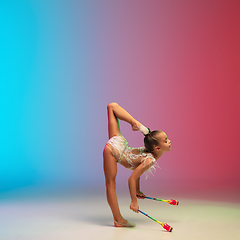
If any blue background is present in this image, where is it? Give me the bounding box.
[1,0,240,194]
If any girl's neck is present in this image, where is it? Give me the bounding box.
[153,151,164,160]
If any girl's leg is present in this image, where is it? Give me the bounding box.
[104,103,138,226]
[103,145,126,225]
[107,103,121,139]
[107,102,141,139]
[104,103,126,224]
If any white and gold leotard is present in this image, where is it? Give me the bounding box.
[106,135,159,173]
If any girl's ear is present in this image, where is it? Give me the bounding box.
[154,145,161,151]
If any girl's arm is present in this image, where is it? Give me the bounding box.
[128,159,153,213]
[136,178,146,199]
[136,178,140,192]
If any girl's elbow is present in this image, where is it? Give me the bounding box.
[128,177,131,184]
[128,176,135,183]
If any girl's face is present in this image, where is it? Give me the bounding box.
[157,132,171,152]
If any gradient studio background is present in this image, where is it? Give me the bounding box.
[0,0,240,199]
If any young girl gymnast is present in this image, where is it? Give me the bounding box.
[103,102,171,227]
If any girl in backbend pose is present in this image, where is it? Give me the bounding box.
[103,103,171,227]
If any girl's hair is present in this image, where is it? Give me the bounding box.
[144,130,162,153]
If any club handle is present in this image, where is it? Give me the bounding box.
[138,209,173,232]
[145,196,179,205]
[138,210,159,223]
[145,197,164,202]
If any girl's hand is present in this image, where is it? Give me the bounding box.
[136,191,146,199]
[130,202,139,213]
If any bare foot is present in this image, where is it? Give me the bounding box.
[132,120,142,131]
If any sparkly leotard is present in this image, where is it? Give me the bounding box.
[106,135,159,173]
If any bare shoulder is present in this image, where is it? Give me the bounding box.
[140,157,154,169]
[130,158,154,179]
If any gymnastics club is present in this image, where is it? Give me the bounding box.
[138,209,173,232]
[144,196,179,206]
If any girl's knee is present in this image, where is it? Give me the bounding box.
[107,102,118,111]
[105,180,116,189]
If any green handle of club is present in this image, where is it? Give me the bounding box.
[138,209,161,224]
[145,197,164,202]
